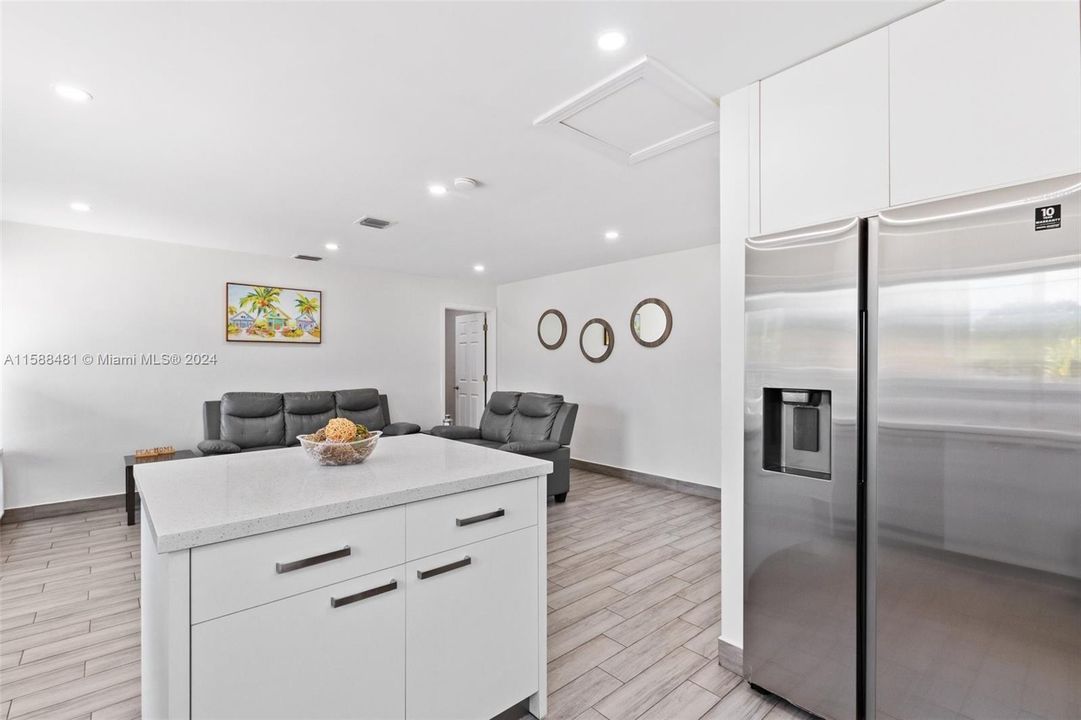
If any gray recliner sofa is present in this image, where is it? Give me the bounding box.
[430,391,577,502]
[198,388,420,455]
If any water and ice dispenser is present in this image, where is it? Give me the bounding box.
[762,389,832,480]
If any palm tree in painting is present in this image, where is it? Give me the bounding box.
[227,304,238,318]
[294,293,320,317]
[239,286,282,318]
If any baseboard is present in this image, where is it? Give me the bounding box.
[0,493,125,524]
[570,458,723,501]
[717,638,744,677]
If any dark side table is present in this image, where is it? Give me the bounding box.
[124,450,199,525]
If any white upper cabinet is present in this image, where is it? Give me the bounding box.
[889,0,1081,205]
[759,29,890,234]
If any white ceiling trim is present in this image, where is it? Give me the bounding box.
[533,56,719,165]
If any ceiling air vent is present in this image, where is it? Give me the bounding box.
[534,56,718,165]
[292,254,323,262]
[354,216,395,230]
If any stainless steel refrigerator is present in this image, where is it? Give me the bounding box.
[744,174,1081,720]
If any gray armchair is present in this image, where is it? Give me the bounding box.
[430,391,578,502]
[198,388,420,455]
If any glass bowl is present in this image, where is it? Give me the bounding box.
[297,431,381,466]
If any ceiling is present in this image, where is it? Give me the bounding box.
[2,1,930,284]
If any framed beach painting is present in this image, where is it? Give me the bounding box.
[226,283,322,344]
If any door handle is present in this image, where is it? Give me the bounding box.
[330,579,397,608]
[456,508,505,527]
[417,555,472,579]
[275,545,351,574]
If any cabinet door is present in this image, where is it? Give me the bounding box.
[192,569,405,720]
[890,0,1081,204]
[759,28,889,234]
[406,527,539,720]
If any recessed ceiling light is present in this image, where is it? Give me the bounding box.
[605,230,620,241]
[325,242,339,251]
[428,184,448,197]
[473,264,485,273]
[597,31,627,52]
[54,84,93,103]
[69,201,91,212]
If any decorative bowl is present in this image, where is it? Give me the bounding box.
[297,431,382,466]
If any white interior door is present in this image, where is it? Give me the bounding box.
[454,313,486,426]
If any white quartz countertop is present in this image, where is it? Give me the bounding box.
[135,433,551,553]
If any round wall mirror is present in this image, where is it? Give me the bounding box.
[537,309,567,350]
[630,298,672,347]
[579,318,614,363]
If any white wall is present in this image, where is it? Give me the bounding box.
[497,245,721,488]
[718,85,759,651]
[1,226,5,518]
[0,222,495,509]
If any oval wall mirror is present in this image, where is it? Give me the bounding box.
[579,318,614,363]
[630,298,672,347]
[537,309,567,350]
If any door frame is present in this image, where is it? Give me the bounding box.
[440,304,497,424]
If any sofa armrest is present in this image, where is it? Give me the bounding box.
[429,425,482,440]
[382,422,421,436]
[197,439,241,455]
[551,403,578,446]
[203,400,222,441]
[499,440,561,455]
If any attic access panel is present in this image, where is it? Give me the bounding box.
[534,56,718,165]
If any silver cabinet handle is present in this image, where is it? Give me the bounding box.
[275,545,351,574]
[417,555,472,580]
[456,508,505,527]
[330,579,397,608]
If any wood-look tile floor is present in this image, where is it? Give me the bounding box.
[0,469,809,720]
[0,506,140,720]
[543,470,809,720]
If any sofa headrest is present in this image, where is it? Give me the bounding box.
[284,391,335,415]
[334,388,381,412]
[487,391,521,415]
[221,392,283,418]
[517,393,563,418]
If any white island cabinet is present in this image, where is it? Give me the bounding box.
[136,433,551,720]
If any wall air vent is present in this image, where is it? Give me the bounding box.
[354,216,395,229]
[292,254,323,262]
[534,56,718,165]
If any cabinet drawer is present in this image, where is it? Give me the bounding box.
[191,506,404,623]
[192,568,405,720]
[406,478,537,560]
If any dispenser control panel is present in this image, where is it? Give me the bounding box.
[762,388,831,480]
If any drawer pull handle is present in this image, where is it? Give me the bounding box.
[456,508,505,527]
[275,545,351,574]
[330,579,397,608]
[417,555,472,580]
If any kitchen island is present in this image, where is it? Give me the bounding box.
[137,433,551,720]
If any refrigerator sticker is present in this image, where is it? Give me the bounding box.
[1035,204,1061,231]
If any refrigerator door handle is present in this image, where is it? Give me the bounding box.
[863,216,880,719]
